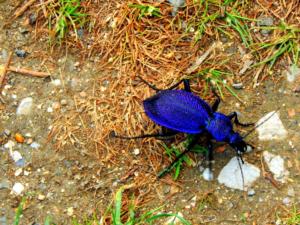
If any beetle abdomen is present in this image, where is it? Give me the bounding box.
[143,90,212,133]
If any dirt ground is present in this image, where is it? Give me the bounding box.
[0,0,300,225]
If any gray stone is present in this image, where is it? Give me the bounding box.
[263,151,289,183]
[217,157,260,190]
[16,97,33,115]
[256,111,287,140]
[257,16,274,26]
[282,197,291,205]
[247,189,255,196]
[0,179,10,189]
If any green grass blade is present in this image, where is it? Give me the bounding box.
[14,197,26,225]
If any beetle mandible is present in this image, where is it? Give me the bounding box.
[113,76,254,178]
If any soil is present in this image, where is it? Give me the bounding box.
[0,1,299,225]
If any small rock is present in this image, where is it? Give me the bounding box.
[3,129,11,136]
[15,168,23,176]
[133,148,140,155]
[164,212,184,225]
[51,79,61,86]
[256,111,287,140]
[4,140,15,149]
[29,13,37,25]
[257,16,274,26]
[168,0,185,16]
[10,150,23,162]
[26,138,33,145]
[163,185,171,194]
[47,107,53,113]
[60,99,68,105]
[202,168,214,181]
[282,197,291,205]
[232,82,243,90]
[287,187,295,197]
[38,194,46,201]
[247,189,255,196]
[15,49,28,58]
[12,182,25,195]
[0,216,7,225]
[0,179,11,189]
[218,157,260,190]
[30,142,40,149]
[67,207,74,216]
[263,151,289,182]
[16,97,33,115]
[24,170,30,176]
[286,64,300,82]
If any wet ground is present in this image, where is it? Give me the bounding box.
[0,1,300,225]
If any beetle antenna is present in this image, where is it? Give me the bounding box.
[242,108,280,139]
[236,153,245,191]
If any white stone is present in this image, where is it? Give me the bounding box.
[286,64,300,82]
[4,140,15,149]
[14,168,23,176]
[256,111,287,140]
[51,79,61,86]
[38,194,46,200]
[133,148,140,155]
[164,212,184,225]
[16,97,33,115]
[12,183,25,195]
[67,207,74,216]
[263,151,289,182]
[10,151,23,162]
[218,157,260,190]
[202,168,214,181]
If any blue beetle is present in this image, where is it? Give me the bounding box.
[113,76,253,178]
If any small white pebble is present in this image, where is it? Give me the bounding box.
[4,140,15,149]
[30,142,40,149]
[202,168,214,181]
[10,151,23,162]
[67,207,74,216]
[47,107,53,113]
[12,183,25,195]
[51,79,61,86]
[38,194,46,201]
[24,170,30,176]
[282,197,291,205]
[133,148,140,155]
[14,168,23,176]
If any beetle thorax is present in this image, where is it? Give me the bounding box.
[205,112,234,142]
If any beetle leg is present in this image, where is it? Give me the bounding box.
[137,76,161,91]
[158,134,200,178]
[227,112,255,127]
[110,130,178,139]
[211,89,221,112]
[137,76,191,92]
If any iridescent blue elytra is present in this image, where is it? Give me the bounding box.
[143,89,243,145]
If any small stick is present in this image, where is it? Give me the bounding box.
[0,52,13,88]
[186,42,222,74]
[12,0,37,20]
[8,66,50,78]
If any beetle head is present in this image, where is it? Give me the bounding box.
[229,133,248,154]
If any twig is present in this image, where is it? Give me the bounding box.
[0,52,13,89]
[186,42,222,74]
[12,0,37,20]
[8,66,51,78]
